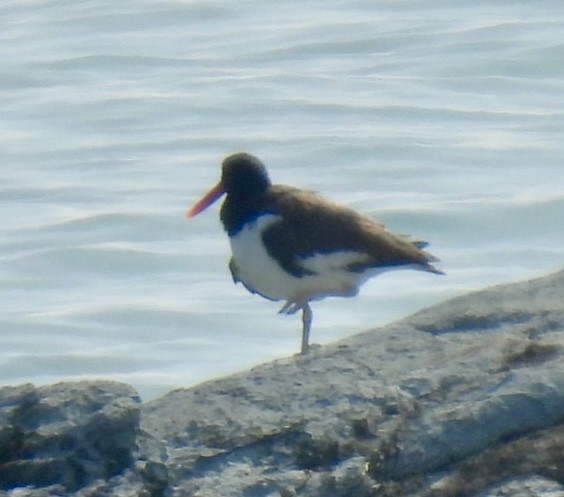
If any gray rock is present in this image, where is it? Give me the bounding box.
[139,268,564,497]
[0,381,167,497]
[479,477,564,497]
[1,268,564,497]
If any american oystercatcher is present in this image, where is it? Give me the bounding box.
[187,153,443,354]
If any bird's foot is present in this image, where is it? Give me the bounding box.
[295,343,321,357]
[278,300,304,315]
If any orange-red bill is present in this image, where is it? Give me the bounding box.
[186,181,225,218]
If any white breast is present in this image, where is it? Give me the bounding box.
[229,214,380,303]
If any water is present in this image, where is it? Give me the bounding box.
[1,0,563,400]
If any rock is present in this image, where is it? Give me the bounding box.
[478,477,564,497]
[423,422,564,497]
[0,381,167,497]
[1,268,563,497]
[141,268,564,496]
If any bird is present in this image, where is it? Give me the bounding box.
[187,152,444,354]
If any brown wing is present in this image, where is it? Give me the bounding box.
[261,185,443,277]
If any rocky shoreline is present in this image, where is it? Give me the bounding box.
[2,268,563,497]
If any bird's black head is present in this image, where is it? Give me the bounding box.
[219,153,272,235]
[221,153,271,199]
[187,152,272,232]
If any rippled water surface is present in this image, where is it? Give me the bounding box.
[1,0,563,399]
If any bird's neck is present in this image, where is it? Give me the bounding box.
[220,193,270,236]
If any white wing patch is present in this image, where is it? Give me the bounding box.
[300,251,370,273]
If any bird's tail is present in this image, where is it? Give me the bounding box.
[412,240,445,275]
[422,262,445,275]
[412,240,430,250]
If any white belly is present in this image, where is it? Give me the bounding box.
[229,214,378,303]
